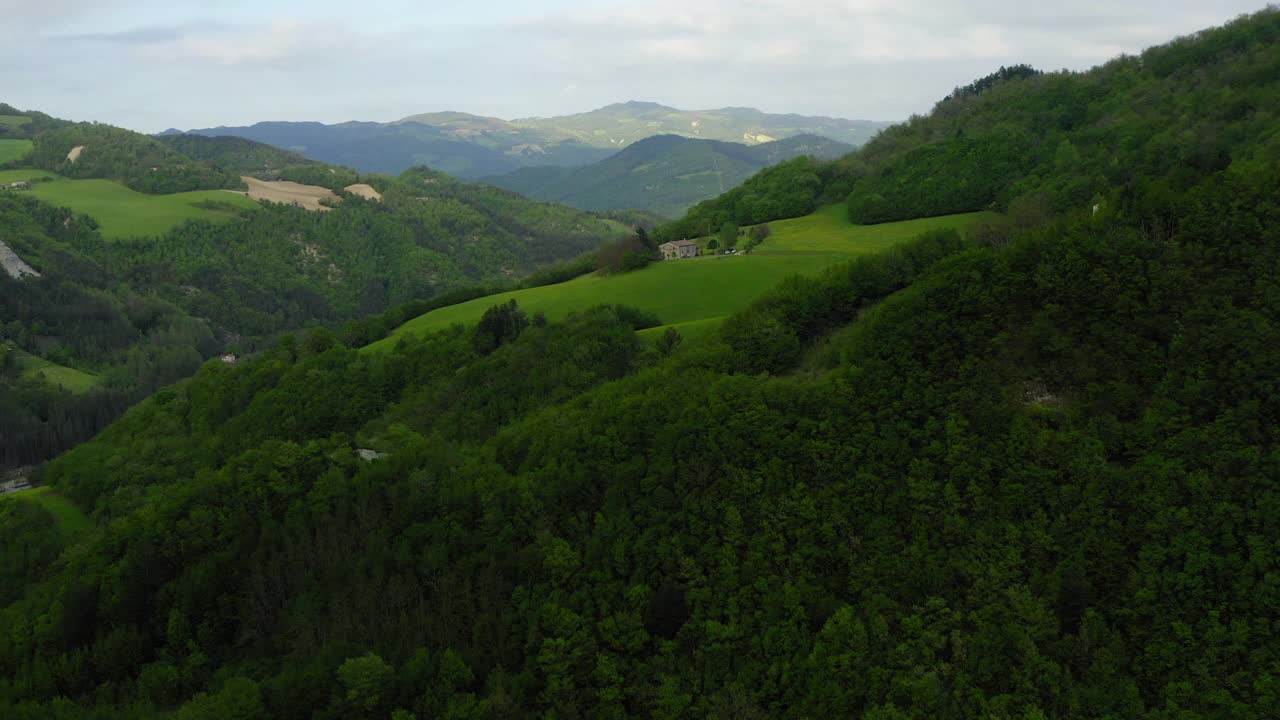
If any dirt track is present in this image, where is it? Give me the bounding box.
[66,146,84,163]
[236,176,339,211]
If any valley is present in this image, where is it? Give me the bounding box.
[484,134,854,217]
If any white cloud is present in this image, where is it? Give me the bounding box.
[0,0,1266,130]
[131,19,315,66]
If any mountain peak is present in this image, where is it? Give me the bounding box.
[599,101,677,113]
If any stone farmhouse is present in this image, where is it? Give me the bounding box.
[659,239,699,260]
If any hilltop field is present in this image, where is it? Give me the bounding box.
[0,168,258,238]
[366,204,995,352]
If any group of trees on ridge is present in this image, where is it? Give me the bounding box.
[657,8,1279,240]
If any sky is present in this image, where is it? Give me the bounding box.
[0,0,1265,132]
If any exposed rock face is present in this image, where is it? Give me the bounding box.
[0,240,40,279]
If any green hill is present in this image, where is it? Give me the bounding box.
[367,205,993,352]
[3,10,1279,719]
[0,169,258,239]
[505,101,890,148]
[13,144,1279,719]
[485,134,853,217]
[659,12,1280,241]
[0,112,632,470]
[156,133,315,175]
[0,103,67,142]
[26,122,241,193]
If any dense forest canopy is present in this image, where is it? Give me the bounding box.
[2,8,1279,719]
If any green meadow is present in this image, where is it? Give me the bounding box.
[0,115,31,129]
[0,139,33,163]
[0,169,258,239]
[366,206,995,352]
[14,350,100,393]
[0,486,93,540]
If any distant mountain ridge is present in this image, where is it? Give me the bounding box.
[173,102,891,178]
[485,133,854,217]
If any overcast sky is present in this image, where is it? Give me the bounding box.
[0,0,1264,132]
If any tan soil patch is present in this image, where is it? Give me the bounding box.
[236,176,339,212]
[344,183,383,201]
[66,145,85,163]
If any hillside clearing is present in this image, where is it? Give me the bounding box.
[0,115,31,129]
[0,169,259,239]
[0,139,33,163]
[66,145,84,163]
[238,176,338,211]
[14,350,100,393]
[365,207,994,352]
[1,486,92,539]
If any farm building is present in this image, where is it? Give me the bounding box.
[659,239,699,260]
[8,181,30,190]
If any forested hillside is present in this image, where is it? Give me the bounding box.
[155,134,324,180]
[1,9,1278,719]
[26,124,242,194]
[3,153,1277,720]
[1,117,630,468]
[657,10,1280,240]
[485,134,852,217]
[0,103,69,142]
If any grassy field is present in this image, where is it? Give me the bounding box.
[0,139,33,164]
[14,350,100,393]
[0,115,31,129]
[0,168,259,239]
[1,486,93,539]
[366,206,996,352]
